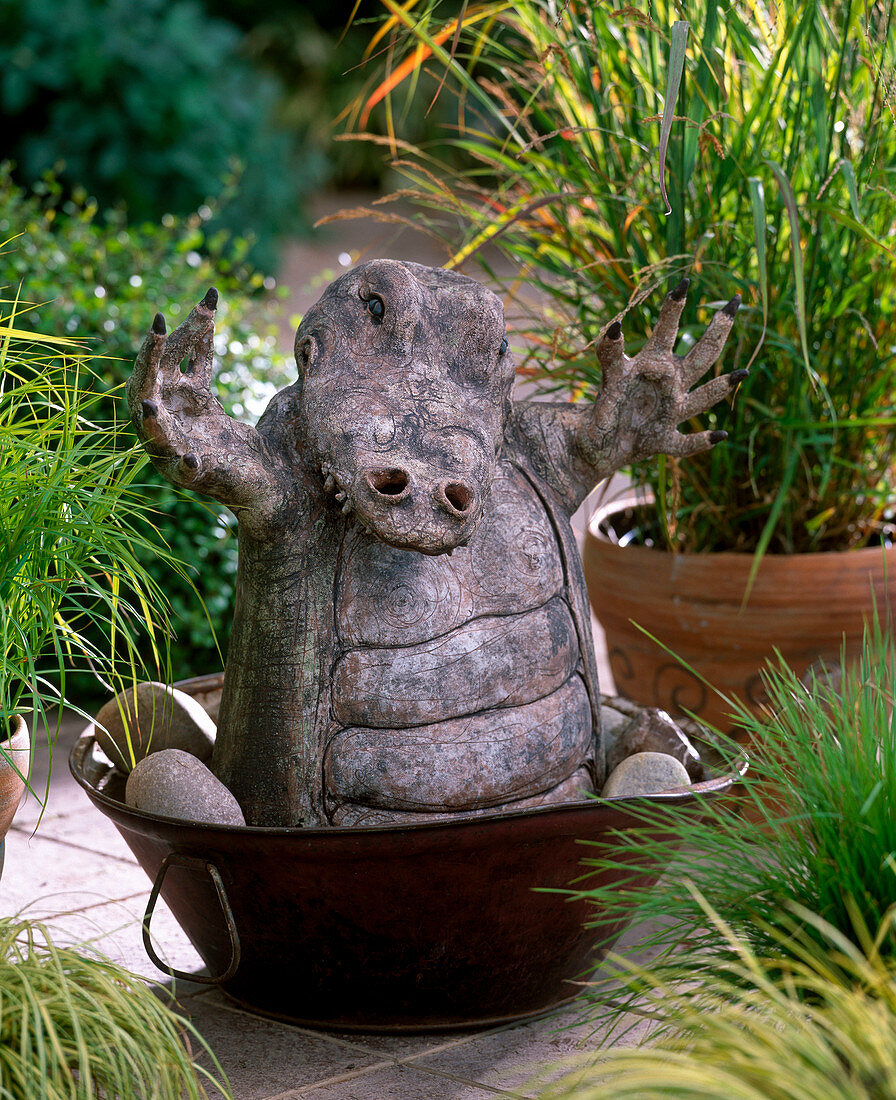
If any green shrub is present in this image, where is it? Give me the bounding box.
[0,167,294,689]
[237,2,481,188]
[0,0,325,271]
[0,305,195,804]
[203,1,386,188]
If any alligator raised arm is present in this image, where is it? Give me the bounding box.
[126,289,293,538]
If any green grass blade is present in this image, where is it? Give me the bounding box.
[838,159,861,221]
[743,445,800,604]
[658,20,690,217]
[766,158,812,377]
[681,0,718,186]
[747,175,768,367]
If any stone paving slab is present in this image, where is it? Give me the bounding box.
[38,891,205,978]
[0,827,151,919]
[181,996,390,1100]
[199,989,497,1063]
[291,1061,523,1099]
[14,800,137,859]
[183,989,594,1099]
[407,1015,603,1098]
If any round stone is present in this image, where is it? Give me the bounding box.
[125,749,245,826]
[600,751,692,799]
[605,707,704,781]
[95,682,216,773]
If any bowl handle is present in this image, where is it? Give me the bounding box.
[142,853,241,984]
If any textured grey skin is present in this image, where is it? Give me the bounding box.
[127,260,739,827]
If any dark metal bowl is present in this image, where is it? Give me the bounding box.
[70,674,745,1032]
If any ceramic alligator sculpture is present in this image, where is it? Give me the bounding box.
[127,260,741,827]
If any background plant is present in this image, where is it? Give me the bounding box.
[564,626,896,1025]
[0,0,324,272]
[201,0,453,190]
[0,167,293,686]
[0,915,230,1099]
[352,0,896,554]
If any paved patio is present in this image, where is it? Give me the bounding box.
[0,202,644,1099]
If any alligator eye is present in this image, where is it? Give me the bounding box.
[499,337,508,356]
[366,295,385,322]
[296,335,316,370]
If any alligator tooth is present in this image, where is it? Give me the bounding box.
[321,462,331,475]
[323,474,336,493]
[335,491,346,502]
[341,500,352,515]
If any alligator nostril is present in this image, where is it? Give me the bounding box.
[440,481,474,517]
[366,468,410,499]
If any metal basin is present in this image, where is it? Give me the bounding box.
[70,674,744,1032]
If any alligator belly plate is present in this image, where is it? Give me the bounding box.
[326,673,591,811]
[331,596,579,729]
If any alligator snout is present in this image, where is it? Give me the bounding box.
[364,467,475,520]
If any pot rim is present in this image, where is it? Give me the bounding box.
[70,724,747,839]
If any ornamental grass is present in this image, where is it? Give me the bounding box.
[0,917,230,1099]
[348,0,896,554]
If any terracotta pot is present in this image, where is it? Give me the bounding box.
[583,495,896,730]
[0,716,30,875]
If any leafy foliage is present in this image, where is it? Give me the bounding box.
[0,0,325,271]
[0,916,230,1099]
[0,168,293,686]
[204,1,395,189]
[353,0,896,553]
[567,626,896,1024]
